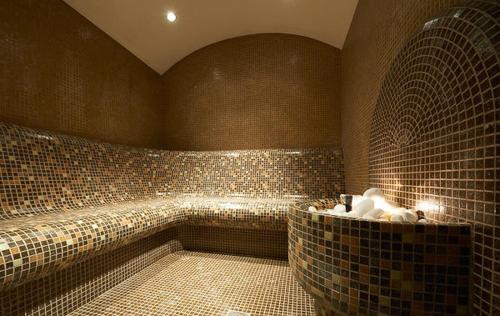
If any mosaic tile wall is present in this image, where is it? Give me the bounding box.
[0,225,291,316]
[0,0,163,148]
[367,2,499,315]
[162,33,342,150]
[0,122,345,292]
[179,226,288,260]
[341,0,467,194]
[0,122,344,220]
[289,200,472,316]
[0,229,182,316]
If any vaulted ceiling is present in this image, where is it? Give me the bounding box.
[63,0,358,74]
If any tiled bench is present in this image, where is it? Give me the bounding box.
[0,123,344,294]
[0,196,292,289]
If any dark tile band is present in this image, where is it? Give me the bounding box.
[289,200,472,315]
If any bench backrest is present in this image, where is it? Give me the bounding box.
[0,123,344,219]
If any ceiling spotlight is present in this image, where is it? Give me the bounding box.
[166,11,177,23]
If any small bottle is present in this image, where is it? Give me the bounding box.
[340,194,353,212]
[416,210,426,221]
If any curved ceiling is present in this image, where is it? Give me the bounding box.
[63,0,358,74]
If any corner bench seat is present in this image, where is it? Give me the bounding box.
[0,196,294,290]
[0,123,343,305]
[176,196,291,230]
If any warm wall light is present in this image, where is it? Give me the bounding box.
[166,11,176,22]
[416,200,443,213]
[372,196,396,213]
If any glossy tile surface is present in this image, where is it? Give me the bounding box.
[0,122,344,290]
[0,122,344,315]
[289,200,472,316]
[70,251,315,316]
[163,33,342,150]
[0,122,344,221]
[0,0,162,148]
[367,2,499,314]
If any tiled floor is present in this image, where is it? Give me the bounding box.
[70,251,315,316]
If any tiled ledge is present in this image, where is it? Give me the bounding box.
[0,196,294,290]
[288,199,472,316]
[0,122,344,221]
[0,122,345,291]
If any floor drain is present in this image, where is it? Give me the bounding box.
[226,310,251,316]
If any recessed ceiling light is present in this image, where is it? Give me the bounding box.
[166,11,177,23]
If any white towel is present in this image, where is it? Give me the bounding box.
[390,214,404,222]
[308,206,318,212]
[381,211,392,221]
[362,208,384,219]
[352,195,364,206]
[352,198,374,216]
[345,210,360,218]
[402,210,418,223]
[391,208,418,223]
[326,204,348,216]
[363,188,384,199]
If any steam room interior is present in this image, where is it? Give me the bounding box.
[0,1,499,315]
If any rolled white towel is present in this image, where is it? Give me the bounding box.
[401,210,418,223]
[362,208,384,219]
[392,207,407,215]
[326,204,348,216]
[391,208,418,223]
[345,210,360,218]
[372,198,398,212]
[390,214,404,222]
[352,198,375,217]
[308,206,318,212]
[333,204,346,213]
[363,188,384,199]
[351,195,364,206]
[381,211,392,221]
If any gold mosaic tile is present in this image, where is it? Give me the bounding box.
[0,122,344,221]
[0,199,184,290]
[1,226,294,316]
[0,122,345,314]
[0,230,182,316]
[180,226,288,260]
[289,200,472,315]
[162,33,341,151]
[366,2,500,314]
[70,251,315,316]
[0,196,298,290]
[0,0,163,148]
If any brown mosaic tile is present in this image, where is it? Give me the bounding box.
[0,199,184,290]
[366,2,500,315]
[0,122,344,221]
[0,122,344,314]
[0,229,182,316]
[1,225,293,316]
[289,200,472,316]
[69,251,315,316]
[179,226,288,260]
[162,33,341,151]
[0,0,163,148]
[178,196,292,231]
